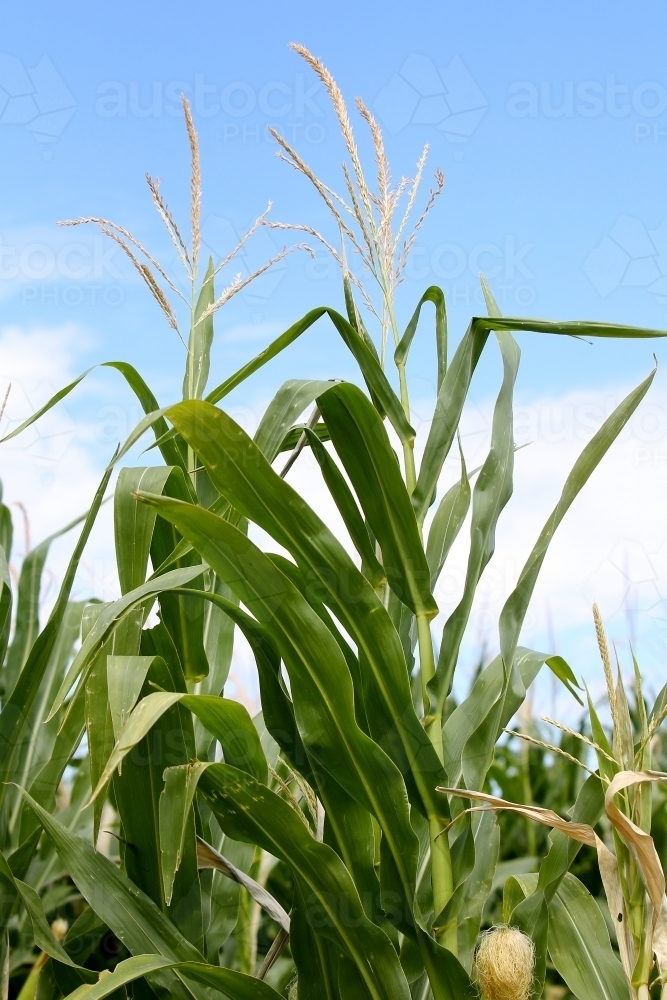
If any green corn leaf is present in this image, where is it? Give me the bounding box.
[267,554,370,734]
[21,686,86,842]
[84,614,115,845]
[545,656,583,706]
[114,467,176,595]
[4,509,87,695]
[90,687,182,796]
[472,315,667,340]
[317,383,437,618]
[277,420,330,453]
[159,400,447,822]
[253,378,334,463]
[204,307,415,443]
[0,544,12,670]
[50,910,108,997]
[3,595,84,842]
[506,872,627,1000]
[454,811,500,972]
[202,593,312,780]
[425,440,470,588]
[0,481,13,561]
[138,492,408,811]
[137,495,473,1000]
[394,286,447,391]
[46,563,206,722]
[442,648,549,788]
[134,497,424,917]
[505,774,605,999]
[538,772,605,901]
[12,876,81,968]
[160,763,210,905]
[58,953,284,1000]
[613,667,635,771]
[343,271,380,360]
[106,655,154,739]
[183,257,215,401]
[199,762,411,1000]
[412,309,667,526]
[499,367,656,678]
[411,321,491,524]
[0,461,112,781]
[0,848,78,967]
[290,884,341,1000]
[18,790,210,1000]
[92,689,267,798]
[84,605,144,841]
[649,683,667,728]
[547,874,628,1000]
[111,653,202,950]
[584,686,617,781]
[432,329,520,713]
[174,586,312,782]
[316,771,381,924]
[181,695,268,782]
[303,426,386,589]
[432,810,500,973]
[59,905,107,968]
[200,574,238,705]
[0,362,186,470]
[147,466,208,682]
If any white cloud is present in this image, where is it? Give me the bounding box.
[0,323,117,608]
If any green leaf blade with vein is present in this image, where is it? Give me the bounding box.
[253,378,334,464]
[303,425,386,590]
[198,762,411,1000]
[134,494,421,886]
[0,462,112,781]
[317,382,436,618]
[183,257,215,401]
[204,307,414,442]
[18,791,213,1000]
[160,399,447,821]
[432,329,520,713]
[60,954,284,1000]
[394,285,447,391]
[47,563,207,722]
[498,366,656,673]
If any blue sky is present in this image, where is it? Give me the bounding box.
[3,0,667,709]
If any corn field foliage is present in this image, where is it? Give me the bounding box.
[3,46,667,1000]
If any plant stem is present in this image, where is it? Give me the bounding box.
[520,739,536,857]
[185,302,197,485]
[236,846,263,974]
[417,615,436,719]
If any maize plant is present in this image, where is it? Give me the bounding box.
[1,44,667,1000]
[445,605,667,1000]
